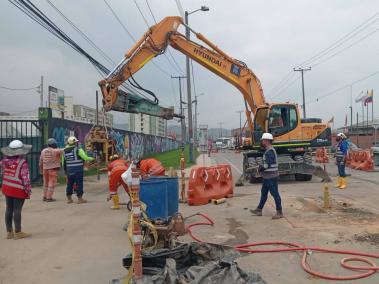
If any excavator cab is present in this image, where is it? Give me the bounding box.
[253,104,297,138]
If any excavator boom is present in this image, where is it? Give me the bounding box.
[99,16,265,133]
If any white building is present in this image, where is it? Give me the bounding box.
[129,113,167,137]
[73,105,113,127]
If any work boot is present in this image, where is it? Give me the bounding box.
[272,210,284,220]
[46,198,56,202]
[339,177,347,190]
[14,231,31,240]
[77,197,87,204]
[43,197,47,202]
[67,195,74,204]
[250,208,263,216]
[334,177,342,188]
[6,231,14,239]
[111,194,120,209]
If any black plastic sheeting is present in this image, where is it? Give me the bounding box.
[113,242,267,284]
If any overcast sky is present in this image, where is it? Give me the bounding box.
[1,0,378,129]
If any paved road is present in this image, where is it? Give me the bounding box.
[181,150,379,284]
[0,152,378,284]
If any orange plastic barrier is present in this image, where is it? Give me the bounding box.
[187,164,233,206]
[347,150,374,171]
[345,152,353,167]
[315,147,329,163]
[355,150,374,171]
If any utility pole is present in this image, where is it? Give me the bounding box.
[171,76,187,147]
[293,67,311,118]
[184,12,194,163]
[192,93,204,147]
[95,90,99,126]
[349,85,353,133]
[236,110,243,147]
[39,75,44,107]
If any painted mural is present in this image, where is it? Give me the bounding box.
[48,118,179,157]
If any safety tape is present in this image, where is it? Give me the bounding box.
[132,206,141,215]
[132,177,140,186]
[132,234,142,243]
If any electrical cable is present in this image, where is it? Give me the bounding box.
[134,0,184,75]
[269,75,301,100]
[270,11,379,99]
[45,0,115,66]
[309,69,379,104]
[186,213,379,281]
[103,0,174,78]
[0,85,39,91]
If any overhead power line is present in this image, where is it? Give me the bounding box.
[8,0,156,102]
[104,0,174,77]
[0,84,38,91]
[133,0,184,76]
[309,69,379,104]
[299,10,379,67]
[269,10,379,98]
[45,0,115,66]
[145,0,185,74]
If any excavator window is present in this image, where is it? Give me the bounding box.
[268,105,298,137]
[253,108,268,143]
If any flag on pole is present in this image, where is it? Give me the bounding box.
[364,89,373,106]
[355,91,366,103]
[328,116,334,124]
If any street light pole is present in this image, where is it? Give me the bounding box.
[293,67,311,118]
[171,76,186,146]
[185,6,209,163]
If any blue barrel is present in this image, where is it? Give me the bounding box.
[140,179,168,221]
[141,177,179,221]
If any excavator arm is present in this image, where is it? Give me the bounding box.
[99,16,265,132]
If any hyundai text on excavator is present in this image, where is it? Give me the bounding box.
[99,16,332,183]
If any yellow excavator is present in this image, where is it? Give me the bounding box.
[99,16,331,183]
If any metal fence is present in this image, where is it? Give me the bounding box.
[0,118,44,184]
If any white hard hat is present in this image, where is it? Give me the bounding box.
[337,133,346,139]
[9,140,24,149]
[261,133,274,140]
[67,136,79,145]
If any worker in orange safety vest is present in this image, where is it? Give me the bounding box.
[100,155,130,209]
[134,158,165,178]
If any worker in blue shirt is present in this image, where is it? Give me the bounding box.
[250,133,283,219]
[335,132,349,189]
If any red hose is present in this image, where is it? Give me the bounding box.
[186,213,379,281]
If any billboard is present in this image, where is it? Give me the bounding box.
[48,86,64,111]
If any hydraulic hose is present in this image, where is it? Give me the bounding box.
[186,213,379,281]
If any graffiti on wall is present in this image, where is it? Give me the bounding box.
[48,118,179,156]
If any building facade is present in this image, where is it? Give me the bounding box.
[129,113,167,137]
[72,105,113,127]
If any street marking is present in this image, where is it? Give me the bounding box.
[217,155,243,174]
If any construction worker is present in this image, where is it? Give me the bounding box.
[100,155,130,209]
[335,132,348,189]
[62,136,94,204]
[250,133,283,219]
[39,138,63,202]
[1,140,32,239]
[135,158,165,178]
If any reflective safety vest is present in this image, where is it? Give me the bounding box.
[2,158,29,199]
[335,140,348,163]
[262,148,279,179]
[64,146,84,175]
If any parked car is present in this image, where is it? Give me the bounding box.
[371,142,379,166]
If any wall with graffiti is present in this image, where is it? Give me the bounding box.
[48,118,179,157]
